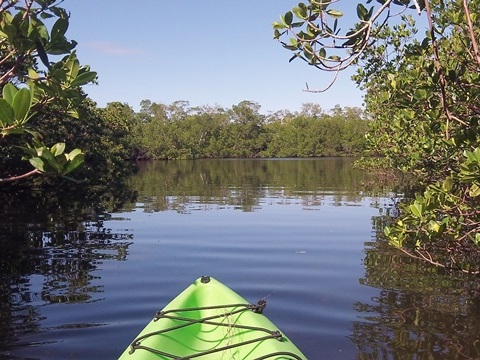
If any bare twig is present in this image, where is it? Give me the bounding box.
[0,169,41,183]
[423,0,463,139]
[22,0,34,20]
[303,69,339,93]
[462,0,480,67]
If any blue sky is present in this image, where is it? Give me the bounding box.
[65,1,365,113]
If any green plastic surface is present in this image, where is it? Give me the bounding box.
[118,276,307,359]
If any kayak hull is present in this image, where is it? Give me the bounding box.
[119,276,306,359]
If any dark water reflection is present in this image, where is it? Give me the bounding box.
[0,183,135,357]
[0,158,479,359]
[129,158,385,212]
[355,239,480,359]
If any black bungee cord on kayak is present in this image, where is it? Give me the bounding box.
[127,301,304,360]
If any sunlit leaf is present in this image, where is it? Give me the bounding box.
[442,176,452,192]
[51,142,65,157]
[428,220,440,233]
[12,88,32,122]
[474,233,480,247]
[326,9,343,18]
[67,108,80,119]
[63,150,84,175]
[409,202,423,218]
[273,21,287,30]
[2,83,17,104]
[469,183,480,197]
[29,157,46,172]
[293,5,308,19]
[66,148,83,160]
[70,71,97,87]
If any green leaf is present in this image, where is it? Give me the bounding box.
[384,226,391,236]
[442,176,452,192]
[66,148,83,160]
[63,149,84,175]
[474,233,480,247]
[70,71,97,87]
[291,21,304,28]
[326,9,343,18]
[51,142,65,156]
[414,88,428,100]
[30,17,49,42]
[469,183,480,197]
[18,145,38,158]
[28,68,41,80]
[328,55,341,61]
[38,147,62,172]
[472,147,480,162]
[50,17,68,40]
[66,56,80,82]
[356,4,368,20]
[29,157,46,172]
[293,5,308,19]
[428,220,440,233]
[12,88,32,122]
[2,83,17,104]
[40,12,54,19]
[272,21,287,30]
[0,99,15,126]
[283,11,293,26]
[342,35,360,47]
[409,202,423,218]
[67,108,80,119]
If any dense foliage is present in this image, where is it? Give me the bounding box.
[275,0,480,272]
[134,100,367,160]
[0,0,97,183]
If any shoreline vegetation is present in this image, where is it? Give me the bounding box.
[274,0,480,273]
[2,99,369,184]
[1,0,479,274]
[119,100,368,161]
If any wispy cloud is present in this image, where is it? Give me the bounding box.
[84,41,144,56]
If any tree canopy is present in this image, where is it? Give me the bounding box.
[133,100,367,160]
[0,0,96,183]
[275,0,480,272]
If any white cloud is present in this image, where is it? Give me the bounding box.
[84,41,143,56]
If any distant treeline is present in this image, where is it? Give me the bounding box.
[1,99,368,184]
[103,100,368,161]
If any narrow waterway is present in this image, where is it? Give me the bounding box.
[1,158,479,359]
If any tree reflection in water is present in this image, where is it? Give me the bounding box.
[0,182,135,352]
[353,234,480,359]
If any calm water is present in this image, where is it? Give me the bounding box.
[1,158,479,359]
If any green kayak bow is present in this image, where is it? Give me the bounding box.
[119,276,307,359]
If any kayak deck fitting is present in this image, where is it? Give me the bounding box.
[119,276,307,359]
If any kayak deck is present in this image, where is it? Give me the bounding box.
[119,276,306,359]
